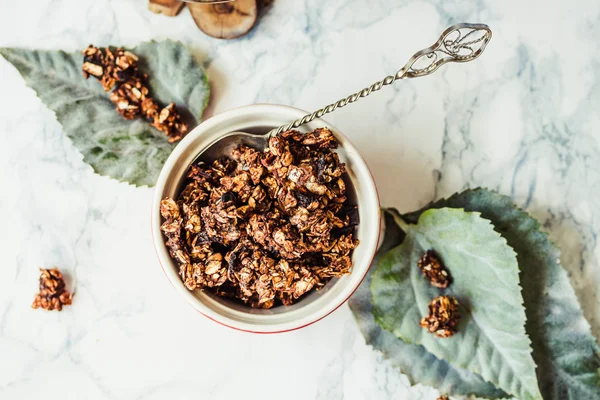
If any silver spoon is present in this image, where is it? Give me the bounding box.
[199,23,492,162]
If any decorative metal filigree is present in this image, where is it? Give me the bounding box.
[398,23,492,78]
[268,23,492,138]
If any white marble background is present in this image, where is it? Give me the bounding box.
[0,0,599,399]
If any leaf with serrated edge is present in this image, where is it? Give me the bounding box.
[349,210,507,399]
[403,188,600,399]
[371,207,542,400]
[0,40,209,187]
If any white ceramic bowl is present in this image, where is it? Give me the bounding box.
[151,104,381,333]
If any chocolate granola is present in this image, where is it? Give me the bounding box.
[31,268,73,311]
[418,250,451,289]
[160,128,359,308]
[420,295,460,338]
[82,45,188,142]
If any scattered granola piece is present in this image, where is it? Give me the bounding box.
[161,128,359,308]
[31,268,73,311]
[82,45,138,92]
[420,295,460,338]
[436,396,450,400]
[82,45,188,142]
[109,75,148,120]
[155,103,189,142]
[418,250,452,288]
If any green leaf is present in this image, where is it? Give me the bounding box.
[349,210,507,399]
[403,188,600,399]
[0,40,209,187]
[371,208,542,400]
[134,40,210,122]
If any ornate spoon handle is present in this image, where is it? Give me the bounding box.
[267,22,492,138]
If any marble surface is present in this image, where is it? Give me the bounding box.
[1,0,599,399]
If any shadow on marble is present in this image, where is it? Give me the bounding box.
[258,0,276,17]
[527,205,600,337]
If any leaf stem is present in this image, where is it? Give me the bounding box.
[386,209,412,233]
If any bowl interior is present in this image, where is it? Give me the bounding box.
[153,105,380,332]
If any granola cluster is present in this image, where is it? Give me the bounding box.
[82,45,188,142]
[31,268,73,311]
[420,295,460,338]
[436,396,450,400]
[418,250,451,289]
[160,128,359,308]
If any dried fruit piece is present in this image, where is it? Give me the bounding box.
[31,268,73,311]
[148,0,184,16]
[82,45,188,142]
[188,0,257,40]
[418,250,451,288]
[420,295,460,338]
[161,128,359,308]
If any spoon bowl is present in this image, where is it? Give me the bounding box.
[196,130,268,164]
